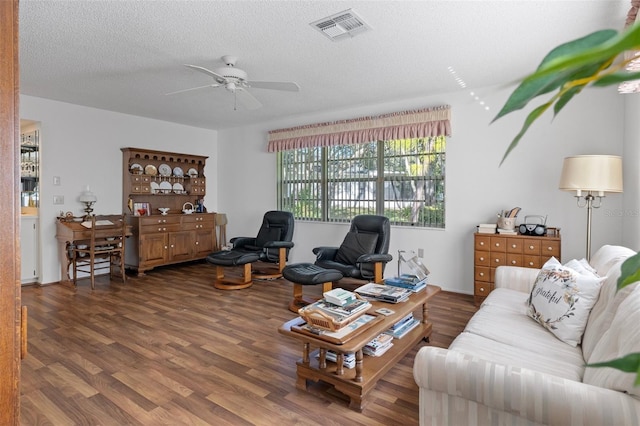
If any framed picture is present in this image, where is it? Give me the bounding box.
[134,202,151,216]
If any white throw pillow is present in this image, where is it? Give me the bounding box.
[563,258,598,277]
[527,257,604,346]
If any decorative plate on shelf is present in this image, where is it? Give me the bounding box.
[144,164,157,176]
[150,181,160,194]
[187,168,198,178]
[173,166,184,177]
[173,182,184,193]
[159,181,172,193]
[158,164,172,177]
[130,163,143,174]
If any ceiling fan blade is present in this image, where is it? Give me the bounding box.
[184,64,227,82]
[246,80,300,92]
[235,88,262,110]
[165,83,221,96]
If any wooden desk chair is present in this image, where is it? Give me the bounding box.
[72,214,127,289]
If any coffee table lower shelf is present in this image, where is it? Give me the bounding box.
[295,322,432,411]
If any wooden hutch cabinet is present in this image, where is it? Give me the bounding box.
[122,147,216,274]
[473,232,561,305]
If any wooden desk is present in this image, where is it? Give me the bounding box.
[278,285,441,411]
[55,219,132,283]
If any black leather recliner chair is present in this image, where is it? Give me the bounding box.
[314,214,392,283]
[206,210,294,289]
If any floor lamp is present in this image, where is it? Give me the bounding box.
[558,155,623,261]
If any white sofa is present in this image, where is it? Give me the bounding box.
[414,245,640,425]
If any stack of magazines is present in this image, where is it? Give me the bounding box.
[354,283,412,303]
[363,333,394,356]
[317,350,355,368]
[383,313,420,339]
[298,292,371,325]
[384,274,427,292]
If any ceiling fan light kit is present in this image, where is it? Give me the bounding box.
[167,55,300,110]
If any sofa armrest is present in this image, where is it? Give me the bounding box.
[494,265,540,293]
[413,347,640,425]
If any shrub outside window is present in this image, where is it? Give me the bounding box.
[278,136,445,228]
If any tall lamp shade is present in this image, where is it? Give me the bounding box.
[559,155,623,195]
[558,155,623,261]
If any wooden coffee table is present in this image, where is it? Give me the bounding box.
[278,285,441,411]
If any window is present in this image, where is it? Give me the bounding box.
[277,136,445,228]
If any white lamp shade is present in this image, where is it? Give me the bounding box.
[78,191,97,203]
[559,155,623,193]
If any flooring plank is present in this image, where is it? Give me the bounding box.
[21,261,476,425]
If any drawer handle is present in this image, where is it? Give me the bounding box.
[511,244,517,248]
[495,243,500,247]
[529,245,534,249]
[480,242,484,246]
[479,272,484,277]
[529,262,534,266]
[495,259,500,263]
[479,287,485,292]
[195,241,199,245]
[511,260,516,264]
[546,246,552,251]
[479,257,484,261]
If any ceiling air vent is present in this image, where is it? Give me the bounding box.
[310,9,372,41]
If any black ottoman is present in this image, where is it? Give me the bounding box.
[282,263,343,312]
[206,250,261,290]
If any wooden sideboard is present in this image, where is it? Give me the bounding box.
[125,213,216,274]
[473,232,561,305]
[121,147,217,274]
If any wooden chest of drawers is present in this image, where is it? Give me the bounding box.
[474,232,561,305]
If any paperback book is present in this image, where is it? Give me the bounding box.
[354,283,412,303]
[384,274,428,292]
[298,298,371,323]
[317,350,355,368]
[323,288,357,306]
[363,333,394,356]
[384,317,420,339]
[477,223,497,234]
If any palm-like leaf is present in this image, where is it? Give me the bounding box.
[494,21,640,383]
[494,23,640,162]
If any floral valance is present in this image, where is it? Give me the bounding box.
[267,105,451,153]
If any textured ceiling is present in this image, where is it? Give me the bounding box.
[19,1,629,130]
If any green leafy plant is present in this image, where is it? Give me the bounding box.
[493,21,640,383]
[494,22,640,165]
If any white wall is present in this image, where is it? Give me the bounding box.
[20,95,218,284]
[218,83,627,294]
[623,94,640,250]
[21,83,630,292]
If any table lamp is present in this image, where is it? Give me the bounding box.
[558,155,623,261]
[78,187,97,218]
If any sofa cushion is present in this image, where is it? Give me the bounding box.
[583,284,640,398]
[480,287,528,315]
[589,245,635,277]
[527,257,604,347]
[463,303,585,365]
[450,331,584,381]
[582,259,629,361]
[334,231,378,265]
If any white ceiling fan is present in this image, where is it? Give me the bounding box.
[166,55,300,110]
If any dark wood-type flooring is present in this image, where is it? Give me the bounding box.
[20,261,477,426]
